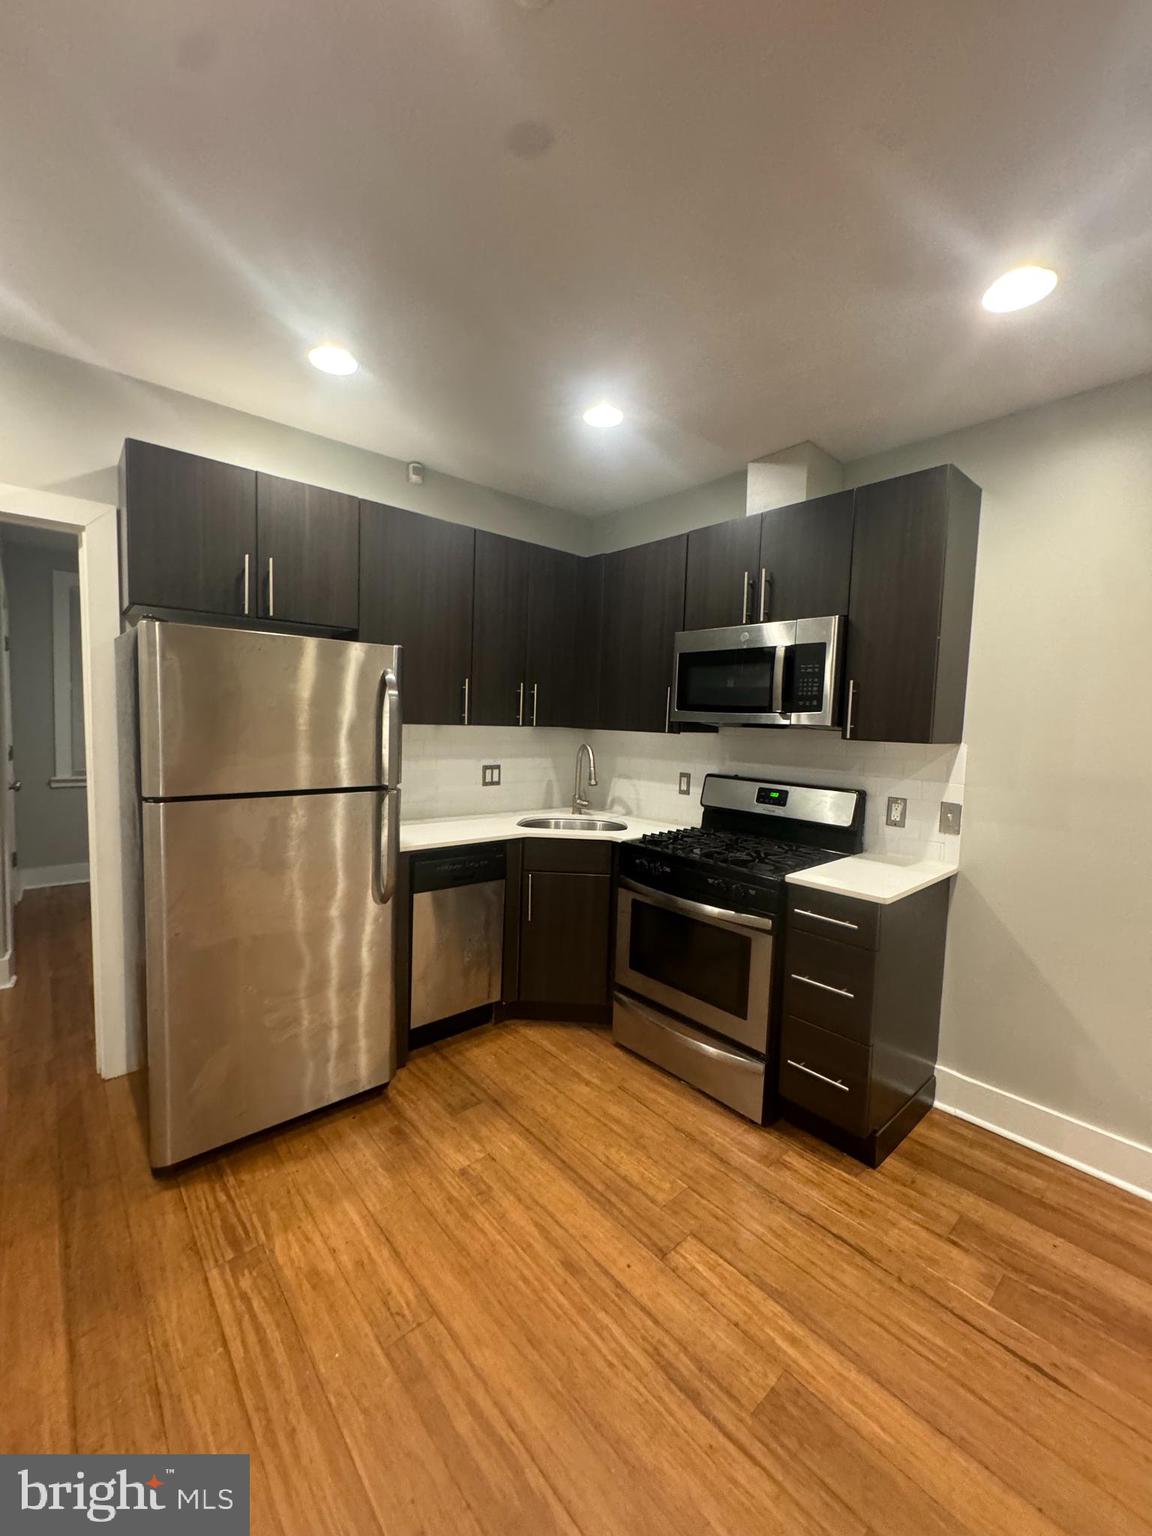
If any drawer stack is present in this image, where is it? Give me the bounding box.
[778,880,952,1165]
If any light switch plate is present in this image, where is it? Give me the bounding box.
[886,796,907,828]
[939,801,962,835]
[481,763,501,787]
[678,771,692,795]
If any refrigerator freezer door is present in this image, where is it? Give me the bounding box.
[137,620,402,798]
[144,790,396,1166]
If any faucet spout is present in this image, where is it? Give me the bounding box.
[572,742,598,815]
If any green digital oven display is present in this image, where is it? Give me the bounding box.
[756,787,789,807]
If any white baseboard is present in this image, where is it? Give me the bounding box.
[0,949,13,988]
[935,1065,1152,1204]
[16,861,91,893]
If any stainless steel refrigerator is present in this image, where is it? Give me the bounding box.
[126,619,402,1167]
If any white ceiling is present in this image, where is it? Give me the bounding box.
[2,0,1151,514]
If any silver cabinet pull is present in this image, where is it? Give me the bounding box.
[758,566,769,622]
[791,973,855,999]
[786,1058,850,1092]
[531,682,539,727]
[740,571,751,624]
[267,556,275,618]
[664,684,672,733]
[242,553,251,616]
[845,678,856,739]
[516,680,525,726]
[794,908,860,931]
[526,871,534,923]
[462,677,471,725]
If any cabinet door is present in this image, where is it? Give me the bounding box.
[845,468,951,743]
[359,502,474,725]
[598,535,687,732]
[520,871,611,1005]
[525,546,598,727]
[256,474,359,629]
[757,490,854,622]
[684,516,761,630]
[471,532,531,726]
[119,439,256,617]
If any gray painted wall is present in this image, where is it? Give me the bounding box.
[3,532,89,874]
[0,333,592,555]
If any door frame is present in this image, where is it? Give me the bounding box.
[0,485,129,1077]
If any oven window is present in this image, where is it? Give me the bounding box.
[629,901,751,1018]
[677,648,776,713]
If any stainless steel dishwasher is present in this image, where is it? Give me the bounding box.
[410,844,506,1032]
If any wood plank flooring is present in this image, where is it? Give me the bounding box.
[3,885,1151,1535]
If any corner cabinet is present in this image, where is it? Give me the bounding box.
[518,840,613,1007]
[359,501,475,725]
[597,535,687,732]
[845,466,981,744]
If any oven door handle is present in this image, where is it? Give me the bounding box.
[619,878,775,934]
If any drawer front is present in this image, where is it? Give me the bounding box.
[779,1016,872,1135]
[522,837,613,874]
[788,888,879,950]
[613,991,766,1122]
[783,930,875,1043]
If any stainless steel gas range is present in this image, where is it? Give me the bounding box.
[612,775,865,1122]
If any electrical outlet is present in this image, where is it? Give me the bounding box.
[678,771,692,795]
[481,763,501,787]
[939,801,962,835]
[886,796,907,828]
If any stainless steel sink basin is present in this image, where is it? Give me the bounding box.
[516,816,628,832]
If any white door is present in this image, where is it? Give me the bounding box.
[0,554,16,983]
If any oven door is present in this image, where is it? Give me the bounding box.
[614,880,775,1053]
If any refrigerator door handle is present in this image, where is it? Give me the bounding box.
[380,663,402,790]
[374,787,401,905]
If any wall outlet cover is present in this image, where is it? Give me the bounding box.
[886,796,907,828]
[939,801,962,835]
[678,771,692,795]
[481,763,501,787]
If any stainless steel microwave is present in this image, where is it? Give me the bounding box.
[670,615,845,729]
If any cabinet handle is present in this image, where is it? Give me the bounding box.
[527,872,534,923]
[242,553,251,616]
[740,571,751,624]
[462,677,471,725]
[758,567,769,622]
[791,973,855,1000]
[786,1059,850,1093]
[794,908,860,931]
[531,682,539,727]
[517,681,525,726]
[664,684,672,733]
[267,556,275,618]
[845,678,857,739]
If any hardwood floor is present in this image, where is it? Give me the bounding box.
[3,885,1152,1536]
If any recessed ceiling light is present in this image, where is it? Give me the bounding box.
[308,344,359,375]
[981,266,1058,313]
[582,402,624,428]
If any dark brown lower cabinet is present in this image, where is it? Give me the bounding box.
[778,880,952,1165]
[518,840,613,1007]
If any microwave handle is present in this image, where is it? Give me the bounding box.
[772,645,787,715]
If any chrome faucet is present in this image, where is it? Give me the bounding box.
[572,741,598,815]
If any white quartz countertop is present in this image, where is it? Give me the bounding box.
[399,808,685,853]
[786,853,957,905]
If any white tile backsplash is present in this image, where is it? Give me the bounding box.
[402,722,966,863]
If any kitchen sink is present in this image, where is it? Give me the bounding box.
[516,816,628,832]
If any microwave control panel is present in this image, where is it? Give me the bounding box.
[791,642,826,713]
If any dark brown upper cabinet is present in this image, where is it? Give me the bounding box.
[757,490,854,622]
[359,502,475,725]
[845,466,981,744]
[525,545,600,728]
[119,439,256,619]
[598,534,687,732]
[683,515,762,630]
[471,532,532,726]
[255,475,359,630]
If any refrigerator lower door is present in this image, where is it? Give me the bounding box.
[144,790,395,1167]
